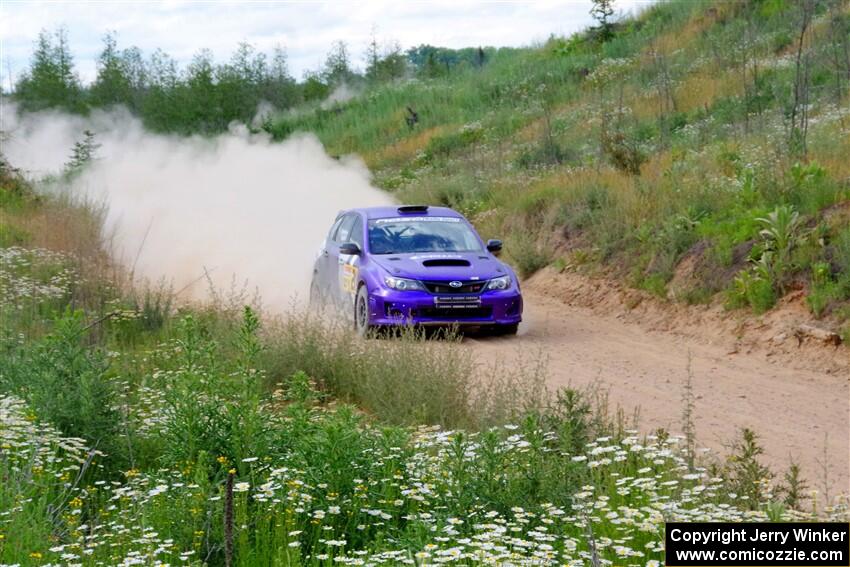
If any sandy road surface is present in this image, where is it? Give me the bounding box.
[466,291,850,496]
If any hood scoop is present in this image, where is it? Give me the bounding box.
[422,259,471,267]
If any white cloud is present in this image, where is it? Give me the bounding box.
[0,0,651,85]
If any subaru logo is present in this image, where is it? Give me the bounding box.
[449,281,463,288]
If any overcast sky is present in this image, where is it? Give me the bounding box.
[0,1,649,86]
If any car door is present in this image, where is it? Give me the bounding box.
[314,214,346,301]
[337,214,364,308]
[334,213,361,308]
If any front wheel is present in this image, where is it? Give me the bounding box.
[492,323,519,336]
[354,285,371,337]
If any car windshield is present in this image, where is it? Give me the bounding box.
[368,217,483,255]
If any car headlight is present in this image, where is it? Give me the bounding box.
[486,275,511,290]
[384,276,426,291]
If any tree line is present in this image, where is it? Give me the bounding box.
[8,28,499,135]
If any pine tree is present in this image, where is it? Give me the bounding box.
[590,0,616,41]
[65,130,100,174]
[15,28,84,112]
[265,45,298,109]
[90,32,133,108]
[322,41,356,86]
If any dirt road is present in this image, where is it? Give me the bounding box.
[467,290,850,497]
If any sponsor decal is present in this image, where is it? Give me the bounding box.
[409,254,464,259]
[373,216,461,224]
[339,256,359,295]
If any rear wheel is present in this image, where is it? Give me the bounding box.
[354,285,371,337]
[309,278,325,310]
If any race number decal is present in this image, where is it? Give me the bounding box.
[340,256,359,296]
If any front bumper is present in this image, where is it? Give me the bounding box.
[367,287,523,326]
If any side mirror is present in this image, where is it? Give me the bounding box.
[486,239,503,256]
[339,242,361,256]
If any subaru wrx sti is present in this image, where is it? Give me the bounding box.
[310,205,523,335]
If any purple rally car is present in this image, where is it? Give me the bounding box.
[310,205,523,335]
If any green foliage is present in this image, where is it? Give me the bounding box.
[0,308,122,464]
[64,129,100,174]
[728,266,777,313]
[15,28,85,112]
[516,139,572,169]
[590,0,616,41]
[600,125,646,175]
[640,273,669,298]
[787,161,838,213]
[89,32,134,107]
[505,228,554,278]
[423,123,485,161]
[755,205,807,292]
[14,31,300,134]
[718,428,774,509]
[406,44,502,76]
[156,311,272,470]
[365,35,408,83]
[322,40,357,86]
[806,261,842,318]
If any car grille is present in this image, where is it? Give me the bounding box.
[417,306,493,319]
[423,280,486,294]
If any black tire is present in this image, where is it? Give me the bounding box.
[492,323,519,336]
[309,278,325,310]
[354,285,371,337]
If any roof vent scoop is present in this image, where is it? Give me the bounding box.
[422,259,470,267]
[397,205,429,214]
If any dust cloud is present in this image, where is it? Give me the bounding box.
[320,84,358,109]
[0,101,395,310]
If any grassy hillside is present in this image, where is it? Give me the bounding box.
[269,0,850,333]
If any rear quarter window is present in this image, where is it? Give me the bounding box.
[334,214,357,243]
[350,216,364,248]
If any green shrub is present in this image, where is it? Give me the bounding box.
[640,272,669,298]
[787,162,838,213]
[0,222,31,247]
[755,205,808,292]
[515,139,573,169]
[423,122,485,161]
[806,262,840,319]
[157,309,273,470]
[505,229,554,278]
[0,308,122,465]
[728,268,776,313]
[716,428,774,510]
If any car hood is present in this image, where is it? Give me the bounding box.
[371,252,508,281]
